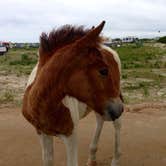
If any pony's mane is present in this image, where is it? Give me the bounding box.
[40,25,90,54]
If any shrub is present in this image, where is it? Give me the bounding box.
[9,53,36,65]
[158,36,166,43]
[0,90,14,103]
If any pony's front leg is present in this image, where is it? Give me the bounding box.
[87,113,104,166]
[59,129,78,166]
[111,118,122,166]
[39,132,54,166]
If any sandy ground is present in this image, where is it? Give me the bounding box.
[0,106,166,166]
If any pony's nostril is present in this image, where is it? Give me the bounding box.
[107,103,123,121]
[108,110,117,121]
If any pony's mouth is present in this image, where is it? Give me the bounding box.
[103,101,124,121]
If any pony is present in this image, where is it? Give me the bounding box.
[22,21,124,166]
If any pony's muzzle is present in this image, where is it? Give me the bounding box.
[105,101,124,121]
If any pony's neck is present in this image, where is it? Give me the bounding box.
[28,49,74,108]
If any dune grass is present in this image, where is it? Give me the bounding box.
[0,43,165,105]
[0,48,38,76]
[115,43,166,103]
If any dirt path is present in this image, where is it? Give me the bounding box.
[0,106,166,166]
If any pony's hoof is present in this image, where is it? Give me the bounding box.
[86,159,97,166]
[111,159,120,166]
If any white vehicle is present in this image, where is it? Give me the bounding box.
[0,43,7,55]
[122,36,138,43]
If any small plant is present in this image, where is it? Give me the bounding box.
[9,53,37,66]
[158,36,166,43]
[142,86,149,97]
[0,90,15,103]
[153,61,162,68]
[135,40,143,48]
[122,74,128,79]
[21,53,29,61]
[138,82,150,97]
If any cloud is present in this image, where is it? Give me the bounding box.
[0,0,165,42]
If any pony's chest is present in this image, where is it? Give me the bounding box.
[62,96,91,124]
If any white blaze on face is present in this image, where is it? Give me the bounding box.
[100,44,121,74]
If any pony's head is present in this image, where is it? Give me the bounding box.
[38,21,123,121]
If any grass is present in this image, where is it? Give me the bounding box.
[115,44,166,69]
[0,48,38,75]
[0,43,166,106]
[0,48,38,106]
[0,89,15,104]
[115,43,166,103]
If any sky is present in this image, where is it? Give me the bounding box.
[0,0,166,42]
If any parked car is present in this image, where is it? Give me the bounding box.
[122,36,139,43]
[0,43,7,55]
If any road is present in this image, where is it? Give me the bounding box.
[0,106,166,166]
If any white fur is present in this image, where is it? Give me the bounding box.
[39,133,54,166]
[88,113,104,162]
[61,96,89,166]
[62,96,89,125]
[26,62,38,88]
[111,118,122,166]
[58,130,78,166]
[100,44,121,74]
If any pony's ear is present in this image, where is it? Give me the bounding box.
[75,21,105,47]
[91,26,95,29]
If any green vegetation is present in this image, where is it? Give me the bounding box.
[0,43,165,106]
[0,48,38,75]
[0,48,38,106]
[0,89,15,103]
[158,36,166,43]
[115,43,166,104]
[115,44,166,69]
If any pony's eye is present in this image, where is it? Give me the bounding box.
[99,68,109,76]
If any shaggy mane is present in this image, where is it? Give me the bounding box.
[40,25,90,54]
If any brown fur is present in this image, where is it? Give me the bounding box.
[22,21,121,136]
[40,25,89,54]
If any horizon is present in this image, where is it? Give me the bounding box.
[2,32,166,43]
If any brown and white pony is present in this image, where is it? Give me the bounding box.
[22,21,123,166]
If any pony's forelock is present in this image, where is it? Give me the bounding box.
[39,25,90,55]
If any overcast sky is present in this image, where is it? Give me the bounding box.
[0,0,166,42]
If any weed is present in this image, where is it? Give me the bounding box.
[142,86,149,97]
[122,74,128,79]
[0,90,15,103]
[115,44,166,69]
[0,48,38,75]
[9,53,37,66]
[0,45,165,106]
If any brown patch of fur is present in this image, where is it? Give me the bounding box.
[38,25,92,70]
[40,25,89,55]
[22,84,74,135]
[22,46,77,136]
